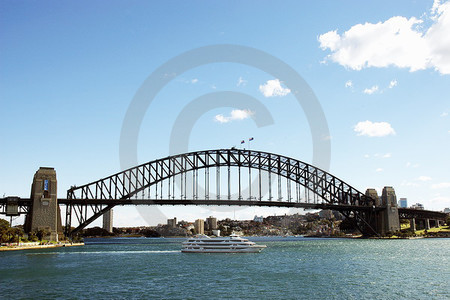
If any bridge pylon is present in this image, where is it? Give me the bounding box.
[380,186,400,234]
[24,167,63,241]
[365,187,401,236]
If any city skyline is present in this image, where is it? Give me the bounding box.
[1,1,449,227]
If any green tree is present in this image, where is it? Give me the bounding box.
[0,220,25,243]
[7,227,23,243]
[0,219,11,243]
[36,228,50,242]
[28,232,39,242]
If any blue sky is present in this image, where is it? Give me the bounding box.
[1,0,449,226]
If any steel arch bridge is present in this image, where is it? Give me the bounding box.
[65,149,379,236]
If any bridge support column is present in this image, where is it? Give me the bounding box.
[425,219,430,230]
[24,167,63,241]
[379,187,400,235]
[410,218,416,232]
[365,188,381,234]
[102,209,113,233]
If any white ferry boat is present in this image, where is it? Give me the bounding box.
[181,234,266,253]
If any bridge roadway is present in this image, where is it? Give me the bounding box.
[0,149,448,237]
[1,196,447,220]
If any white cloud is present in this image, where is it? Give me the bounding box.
[406,162,420,168]
[318,1,450,75]
[429,195,450,207]
[431,182,450,189]
[259,79,291,97]
[374,153,392,158]
[191,78,198,84]
[237,76,247,87]
[441,112,448,117]
[214,115,228,123]
[354,120,396,137]
[363,85,379,94]
[401,180,419,187]
[389,79,398,88]
[345,80,353,88]
[214,109,254,123]
[376,168,383,172]
[418,176,432,181]
[364,154,370,158]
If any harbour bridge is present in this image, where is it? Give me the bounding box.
[0,149,447,240]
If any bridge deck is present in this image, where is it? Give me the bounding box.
[2,197,446,219]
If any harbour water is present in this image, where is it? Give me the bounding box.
[1,237,449,299]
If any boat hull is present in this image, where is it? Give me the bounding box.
[181,246,266,253]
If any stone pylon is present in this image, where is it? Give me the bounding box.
[380,186,400,235]
[365,188,381,207]
[25,167,63,241]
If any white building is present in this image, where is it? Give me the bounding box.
[253,215,264,223]
[411,203,424,210]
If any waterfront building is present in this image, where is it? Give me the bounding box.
[206,216,217,230]
[411,203,424,210]
[399,198,407,208]
[194,219,204,234]
[444,208,450,213]
[253,215,264,223]
[167,217,177,228]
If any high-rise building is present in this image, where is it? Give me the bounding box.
[399,198,408,208]
[194,219,204,234]
[206,216,217,230]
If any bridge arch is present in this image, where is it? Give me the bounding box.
[65,149,375,236]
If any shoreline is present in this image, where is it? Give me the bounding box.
[0,243,84,252]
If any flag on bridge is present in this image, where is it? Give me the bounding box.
[249,137,254,141]
[241,140,245,144]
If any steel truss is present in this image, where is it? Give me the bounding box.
[398,208,447,220]
[0,197,31,215]
[65,149,380,236]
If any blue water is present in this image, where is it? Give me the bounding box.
[1,237,449,299]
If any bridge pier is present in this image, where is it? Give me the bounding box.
[102,209,113,233]
[410,218,416,232]
[381,187,400,234]
[24,167,63,241]
[367,187,400,236]
[425,219,430,230]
